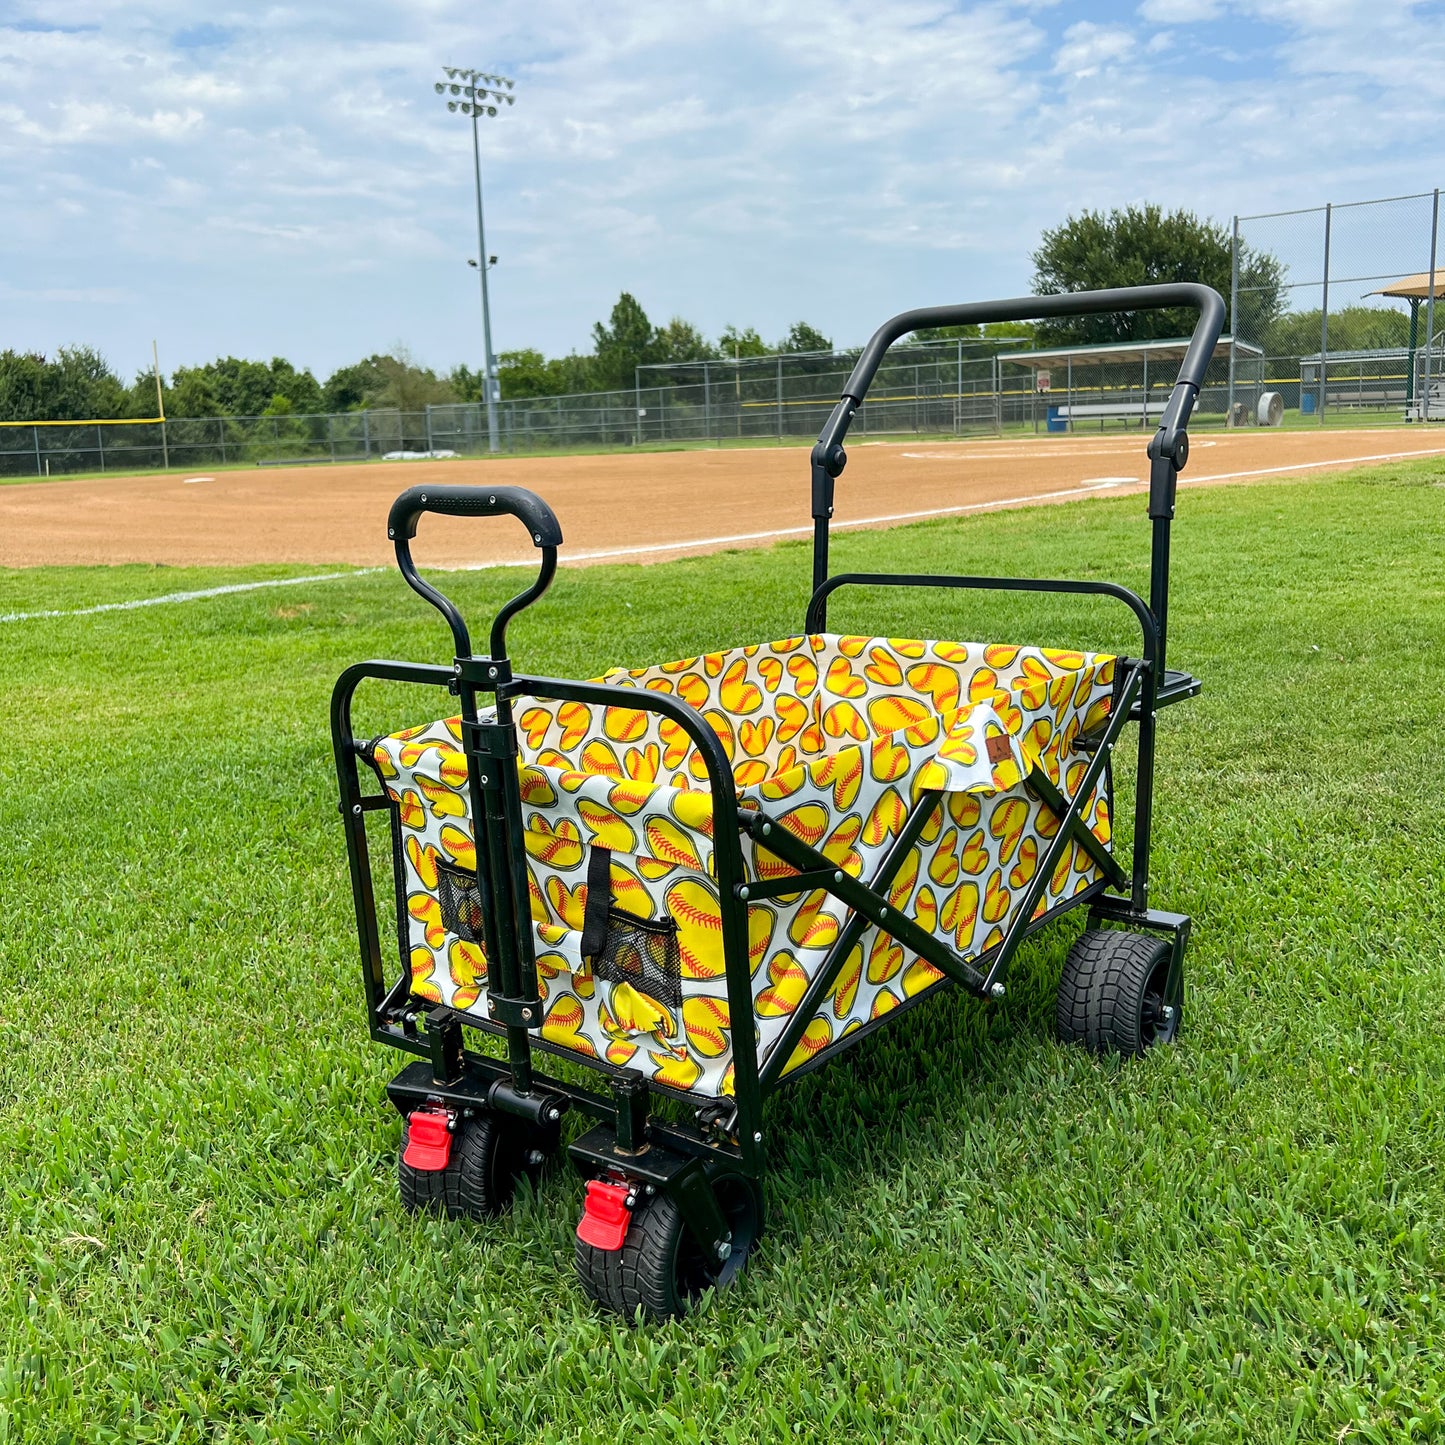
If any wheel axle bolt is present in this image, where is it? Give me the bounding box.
[526,1149,546,1167]
[990,982,1006,999]
[717,1240,731,1260]
[753,1131,763,1143]
[1162,1005,1175,1020]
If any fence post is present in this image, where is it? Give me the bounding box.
[776,356,783,440]
[33,425,41,477]
[1319,202,1332,423]
[425,405,434,455]
[1228,214,1240,427]
[1425,189,1439,423]
[956,338,963,435]
[703,360,711,444]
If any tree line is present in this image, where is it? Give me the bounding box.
[2,207,1420,424]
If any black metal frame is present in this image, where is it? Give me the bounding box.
[332,285,1224,1259]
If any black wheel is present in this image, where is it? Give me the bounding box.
[1056,928,1179,1057]
[574,1173,760,1323]
[398,1111,556,1221]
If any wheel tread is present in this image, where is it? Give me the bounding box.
[1056,928,1175,1056]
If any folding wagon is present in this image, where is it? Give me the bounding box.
[332,283,1225,1321]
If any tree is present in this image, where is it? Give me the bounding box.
[910,321,1037,345]
[1031,205,1283,345]
[653,318,715,366]
[717,324,769,360]
[169,356,323,417]
[591,292,659,391]
[777,321,832,354]
[0,347,128,422]
[318,351,456,413]
[1261,305,1410,357]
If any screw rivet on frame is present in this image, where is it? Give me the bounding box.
[352,804,362,815]
[753,1132,763,1143]
[737,885,750,900]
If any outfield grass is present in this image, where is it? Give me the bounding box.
[1,461,1443,1442]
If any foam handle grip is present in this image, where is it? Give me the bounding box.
[387,484,563,547]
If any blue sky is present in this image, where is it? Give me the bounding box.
[2,0,1443,384]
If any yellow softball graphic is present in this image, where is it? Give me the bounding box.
[602,779,651,815]
[609,981,675,1038]
[409,946,441,1003]
[1040,646,1086,670]
[777,801,829,848]
[606,1037,639,1067]
[864,647,903,687]
[1090,796,1112,846]
[734,760,769,787]
[786,654,819,697]
[623,745,661,784]
[683,996,731,1056]
[678,673,710,710]
[836,635,869,657]
[718,658,763,715]
[968,666,1001,704]
[788,891,840,950]
[1066,758,1088,795]
[448,938,487,1007]
[824,658,867,699]
[606,859,653,916]
[649,1050,703,1091]
[405,835,440,890]
[408,892,446,949]
[784,1017,834,1074]
[523,816,584,870]
[698,649,727,678]
[823,813,863,873]
[1009,836,1039,889]
[822,701,868,741]
[774,694,810,742]
[576,798,638,853]
[902,957,945,998]
[1024,718,1053,765]
[947,791,981,828]
[989,796,1029,864]
[438,823,476,872]
[527,868,549,924]
[580,738,625,780]
[1050,847,1072,897]
[542,992,597,1058]
[658,654,698,675]
[748,906,776,974]
[912,883,938,936]
[867,930,904,984]
[942,880,980,948]
[658,718,690,768]
[701,711,736,763]
[959,827,989,874]
[757,655,784,692]
[372,747,399,780]
[831,943,863,1018]
[739,717,775,757]
[534,948,568,976]
[557,701,591,751]
[669,786,714,834]
[886,846,920,909]
[757,952,809,1016]
[1080,696,1111,737]
[867,694,930,738]
[600,705,646,744]
[417,774,466,819]
[545,875,588,931]
[982,643,1020,668]
[438,751,469,789]
[906,661,960,714]
[870,738,910,783]
[666,877,725,979]
[860,787,904,847]
[869,989,901,1021]
[517,765,556,807]
[535,748,571,771]
[982,869,1012,924]
[397,789,426,831]
[398,737,448,768]
[518,706,552,749]
[644,816,704,872]
[884,636,926,658]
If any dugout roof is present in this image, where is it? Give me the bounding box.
[1369,270,1445,300]
[998,336,1255,369]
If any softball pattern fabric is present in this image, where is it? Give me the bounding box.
[373,634,1116,1099]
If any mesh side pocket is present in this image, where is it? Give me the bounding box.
[595,907,681,1009]
[436,860,485,944]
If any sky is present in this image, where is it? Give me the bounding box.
[2,0,1444,384]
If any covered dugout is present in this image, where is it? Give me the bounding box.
[999,336,1260,431]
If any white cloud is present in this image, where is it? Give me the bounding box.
[0,0,1441,380]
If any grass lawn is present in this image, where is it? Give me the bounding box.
[1,460,1442,1442]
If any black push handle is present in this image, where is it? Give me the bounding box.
[387,484,563,549]
[813,283,1226,473]
[386,484,562,659]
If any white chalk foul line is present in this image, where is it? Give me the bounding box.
[0,569,383,624]
[1181,445,1445,486]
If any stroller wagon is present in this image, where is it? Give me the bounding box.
[332,283,1225,1321]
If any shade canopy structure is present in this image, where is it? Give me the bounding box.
[998,336,1256,369]
[1368,270,1445,301]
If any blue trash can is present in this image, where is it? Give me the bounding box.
[1301,392,1316,415]
[1046,406,1068,433]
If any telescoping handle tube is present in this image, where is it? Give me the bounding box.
[386,484,564,659]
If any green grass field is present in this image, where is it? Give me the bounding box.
[1,461,1442,1442]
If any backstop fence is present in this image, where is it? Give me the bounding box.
[5,188,1442,478]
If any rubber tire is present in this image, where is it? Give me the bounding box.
[1056,928,1178,1057]
[574,1175,759,1324]
[398,1112,553,1221]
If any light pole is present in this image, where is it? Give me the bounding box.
[435,66,515,454]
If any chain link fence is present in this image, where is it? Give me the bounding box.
[1233,190,1442,422]
[6,188,1442,479]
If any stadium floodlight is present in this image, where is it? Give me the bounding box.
[436,63,516,454]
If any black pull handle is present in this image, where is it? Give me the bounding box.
[387,484,563,549]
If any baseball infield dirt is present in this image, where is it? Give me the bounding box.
[2,428,1441,570]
